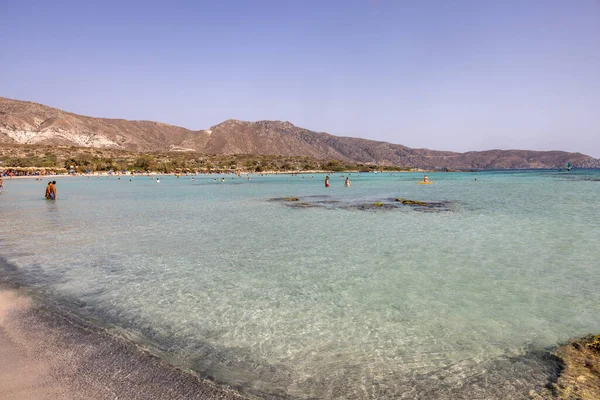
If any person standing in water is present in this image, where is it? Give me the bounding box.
[51,181,57,200]
[0,178,4,193]
[325,175,330,188]
[47,181,57,200]
[45,181,52,199]
[344,177,350,187]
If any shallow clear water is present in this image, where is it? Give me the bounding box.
[1,170,599,399]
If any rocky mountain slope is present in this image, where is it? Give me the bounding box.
[2,97,598,169]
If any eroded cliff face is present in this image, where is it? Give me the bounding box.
[2,96,599,169]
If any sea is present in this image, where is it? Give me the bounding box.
[1,169,599,399]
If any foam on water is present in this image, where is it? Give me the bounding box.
[1,170,599,398]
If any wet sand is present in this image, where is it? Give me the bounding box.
[0,289,248,400]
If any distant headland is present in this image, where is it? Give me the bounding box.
[1,96,599,170]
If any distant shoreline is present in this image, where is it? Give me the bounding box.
[2,168,443,179]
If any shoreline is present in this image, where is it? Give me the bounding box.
[1,283,599,399]
[1,169,453,180]
[0,286,250,400]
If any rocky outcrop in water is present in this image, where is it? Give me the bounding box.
[531,335,600,400]
[270,196,457,212]
[396,198,428,206]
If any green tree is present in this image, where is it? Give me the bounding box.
[134,155,157,171]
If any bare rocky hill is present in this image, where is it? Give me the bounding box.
[2,96,598,169]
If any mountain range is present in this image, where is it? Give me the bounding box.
[1,97,598,169]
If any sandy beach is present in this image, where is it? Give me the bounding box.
[0,169,435,181]
[0,288,248,400]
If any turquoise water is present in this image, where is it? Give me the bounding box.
[1,170,599,399]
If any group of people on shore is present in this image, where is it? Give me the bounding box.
[45,181,57,200]
[1,169,60,177]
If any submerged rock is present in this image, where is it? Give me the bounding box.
[396,198,428,206]
[268,196,300,202]
[268,197,320,208]
[530,335,600,399]
[393,198,458,212]
[588,335,600,352]
[269,196,457,212]
[348,202,398,211]
[288,202,318,208]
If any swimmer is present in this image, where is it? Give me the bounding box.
[325,175,330,188]
[344,177,351,187]
[156,179,160,183]
[423,175,429,183]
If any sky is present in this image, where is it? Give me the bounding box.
[1,0,599,157]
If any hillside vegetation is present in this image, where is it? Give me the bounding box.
[0,144,412,173]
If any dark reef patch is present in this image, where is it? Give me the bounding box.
[270,196,458,213]
[345,201,398,211]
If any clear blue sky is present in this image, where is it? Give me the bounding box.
[2,0,599,157]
